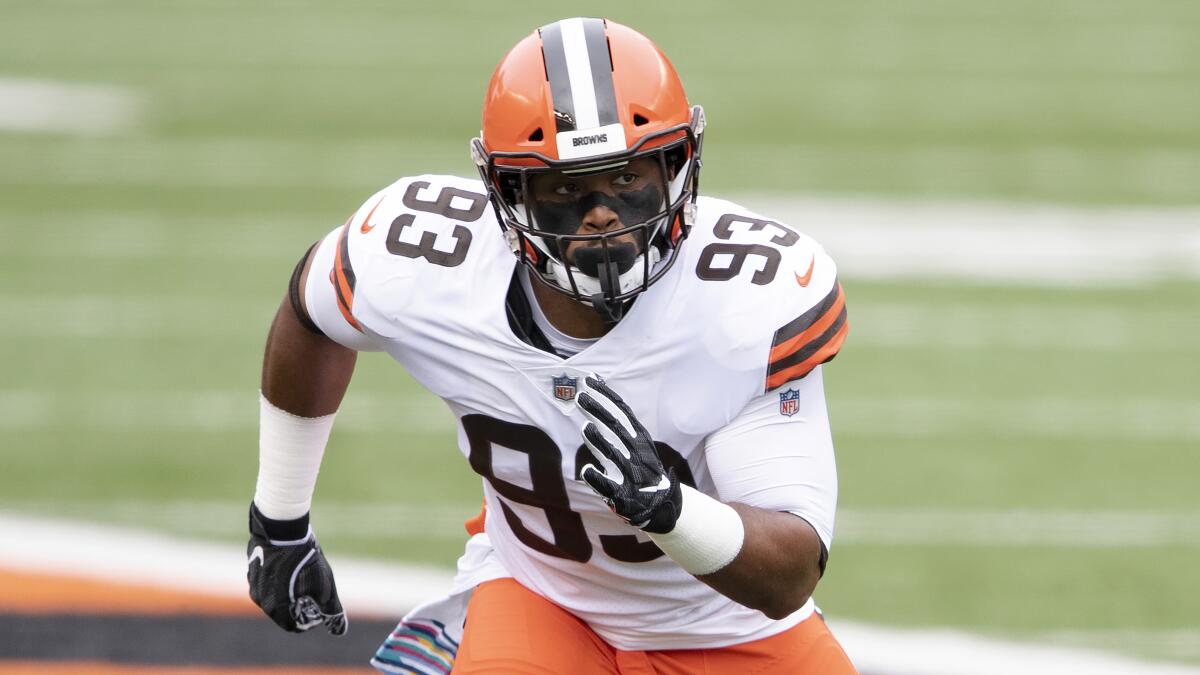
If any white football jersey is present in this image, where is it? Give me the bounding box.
[304,174,847,650]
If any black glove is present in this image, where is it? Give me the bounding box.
[576,375,682,534]
[247,502,347,635]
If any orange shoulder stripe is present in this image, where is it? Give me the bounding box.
[765,318,849,390]
[331,217,362,332]
[331,195,388,332]
[769,283,845,366]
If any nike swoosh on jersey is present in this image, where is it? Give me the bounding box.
[639,475,671,493]
[359,195,387,233]
[248,545,265,569]
[795,255,816,287]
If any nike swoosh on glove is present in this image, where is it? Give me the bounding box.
[247,502,348,635]
[576,374,682,534]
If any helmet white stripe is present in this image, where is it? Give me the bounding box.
[560,18,601,130]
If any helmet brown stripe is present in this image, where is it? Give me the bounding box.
[538,21,576,132]
[582,18,618,127]
[539,18,619,133]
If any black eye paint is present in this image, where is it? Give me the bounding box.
[531,184,663,239]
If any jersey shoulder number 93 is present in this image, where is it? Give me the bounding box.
[333,174,493,321]
[688,197,848,391]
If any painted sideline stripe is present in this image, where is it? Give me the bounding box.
[0,664,370,675]
[0,513,450,616]
[2,514,1196,675]
[1045,629,1200,662]
[0,567,254,615]
[1,500,475,543]
[0,78,143,135]
[829,621,1200,675]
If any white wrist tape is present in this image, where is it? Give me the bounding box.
[253,392,335,520]
[647,484,745,576]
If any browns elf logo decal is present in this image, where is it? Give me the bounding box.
[553,374,579,402]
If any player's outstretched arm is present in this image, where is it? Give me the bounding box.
[248,248,359,634]
[577,375,824,620]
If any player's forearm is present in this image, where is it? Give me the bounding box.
[576,377,826,619]
[695,503,823,620]
[255,296,357,520]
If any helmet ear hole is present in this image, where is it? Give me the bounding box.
[528,128,544,142]
[496,172,523,204]
[665,145,687,178]
[633,113,649,126]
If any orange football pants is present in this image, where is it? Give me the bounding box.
[451,578,858,674]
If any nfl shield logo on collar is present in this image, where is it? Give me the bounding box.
[553,374,578,402]
[779,388,800,416]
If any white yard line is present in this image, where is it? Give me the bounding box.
[4,137,1199,203]
[1,513,1196,675]
[4,199,1199,285]
[835,395,1200,442]
[0,78,144,135]
[1,292,1196,353]
[3,388,1196,441]
[743,194,1200,285]
[0,388,456,434]
[850,301,1197,353]
[834,508,1200,548]
[7,502,1198,549]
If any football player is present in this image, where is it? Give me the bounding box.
[247,17,855,674]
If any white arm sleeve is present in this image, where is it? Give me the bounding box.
[304,228,383,352]
[254,392,335,520]
[703,366,838,550]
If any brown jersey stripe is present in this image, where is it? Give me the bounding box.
[769,304,848,375]
[771,281,841,349]
[770,282,844,363]
[331,219,362,332]
[765,318,849,390]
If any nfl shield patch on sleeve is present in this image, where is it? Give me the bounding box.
[779,388,800,416]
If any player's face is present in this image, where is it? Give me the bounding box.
[528,156,665,271]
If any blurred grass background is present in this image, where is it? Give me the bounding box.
[2,0,1198,665]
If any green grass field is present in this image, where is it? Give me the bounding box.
[2,0,1198,666]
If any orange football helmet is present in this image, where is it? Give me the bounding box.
[470,17,705,320]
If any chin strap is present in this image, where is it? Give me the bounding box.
[590,260,625,324]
